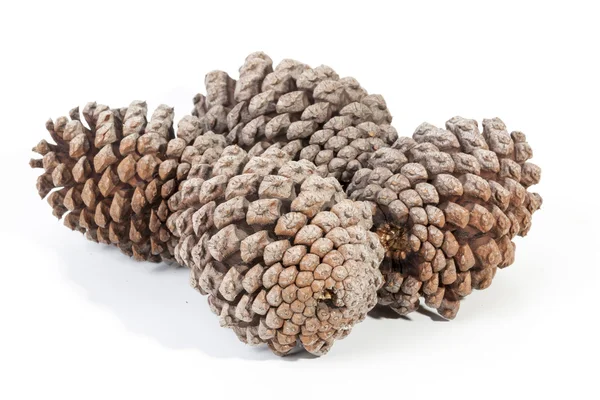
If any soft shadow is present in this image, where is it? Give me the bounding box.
[60,240,278,361]
[416,306,449,322]
[368,304,448,322]
[281,348,320,361]
[368,305,411,320]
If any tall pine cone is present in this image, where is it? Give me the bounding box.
[167,145,384,355]
[190,52,398,184]
[347,117,542,318]
[30,101,230,261]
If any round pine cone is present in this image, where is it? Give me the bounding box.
[30,101,229,261]
[167,145,384,355]
[347,117,542,319]
[190,51,398,185]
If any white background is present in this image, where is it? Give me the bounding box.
[1,1,598,399]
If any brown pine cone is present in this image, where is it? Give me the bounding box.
[191,52,398,185]
[347,117,542,319]
[167,145,384,355]
[30,101,228,262]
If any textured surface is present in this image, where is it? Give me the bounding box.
[347,117,542,318]
[28,55,544,355]
[191,52,398,184]
[30,52,399,263]
[31,102,179,261]
[30,101,232,261]
[168,145,384,355]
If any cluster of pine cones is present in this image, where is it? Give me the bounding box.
[30,52,542,356]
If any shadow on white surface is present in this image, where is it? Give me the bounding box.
[368,304,449,322]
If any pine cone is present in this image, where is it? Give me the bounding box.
[347,117,542,318]
[167,145,384,355]
[30,101,229,261]
[191,52,398,185]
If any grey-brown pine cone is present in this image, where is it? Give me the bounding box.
[347,117,542,319]
[30,101,230,261]
[167,144,384,355]
[190,51,398,185]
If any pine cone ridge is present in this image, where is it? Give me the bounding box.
[167,144,384,356]
[189,51,399,186]
[29,101,212,262]
[347,117,542,319]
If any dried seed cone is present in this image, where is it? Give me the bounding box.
[167,145,384,355]
[191,52,398,185]
[347,117,542,319]
[30,101,227,261]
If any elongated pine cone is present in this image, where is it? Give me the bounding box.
[190,52,398,184]
[347,117,542,319]
[30,101,221,261]
[167,145,384,355]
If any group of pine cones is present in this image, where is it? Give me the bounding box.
[30,52,542,356]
